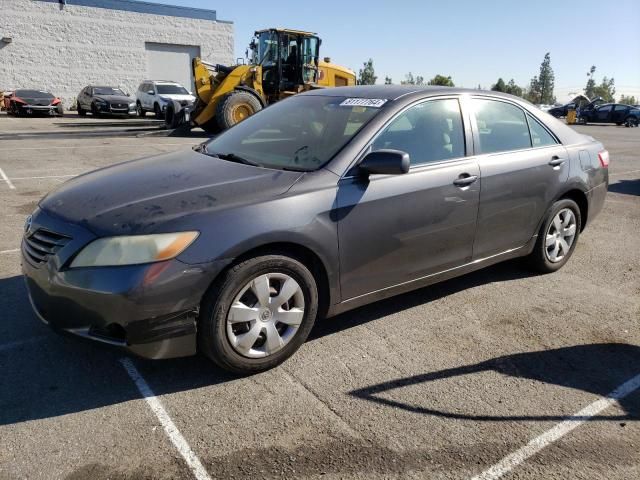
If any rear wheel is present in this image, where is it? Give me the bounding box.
[527,199,581,273]
[198,255,318,375]
[625,116,638,127]
[216,91,262,131]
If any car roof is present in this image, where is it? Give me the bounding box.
[301,85,523,102]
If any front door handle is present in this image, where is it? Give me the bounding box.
[453,174,478,187]
[549,156,565,167]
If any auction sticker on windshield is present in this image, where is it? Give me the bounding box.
[340,98,388,108]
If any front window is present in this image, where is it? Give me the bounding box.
[256,30,278,66]
[156,84,189,95]
[202,96,384,171]
[92,87,125,96]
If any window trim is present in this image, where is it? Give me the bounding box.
[341,95,469,179]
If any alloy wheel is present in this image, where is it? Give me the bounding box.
[226,273,305,358]
[545,208,577,263]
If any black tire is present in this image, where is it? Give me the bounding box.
[625,116,638,128]
[527,198,581,273]
[164,101,181,129]
[136,102,145,117]
[216,91,262,131]
[198,254,319,375]
[154,103,164,119]
[616,122,622,126]
[91,102,99,116]
[77,103,86,116]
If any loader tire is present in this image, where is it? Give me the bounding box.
[216,91,262,131]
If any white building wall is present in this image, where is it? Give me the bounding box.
[0,0,234,107]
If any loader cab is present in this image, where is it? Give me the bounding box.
[253,28,320,99]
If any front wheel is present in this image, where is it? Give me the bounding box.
[136,102,145,117]
[216,91,262,131]
[154,103,163,119]
[198,255,319,375]
[527,199,581,273]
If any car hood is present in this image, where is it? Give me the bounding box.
[20,96,54,106]
[39,149,304,236]
[158,94,195,102]
[94,94,132,104]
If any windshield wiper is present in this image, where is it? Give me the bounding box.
[210,152,262,167]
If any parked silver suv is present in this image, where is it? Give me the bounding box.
[135,80,196,118]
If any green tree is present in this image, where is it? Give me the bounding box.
[357,58,377,85]
[537,52,555,104]
[525,75,541,103]
[619,94,637,105]
[492,78,507,92]
[506,79,523,98]
[384,76,393,85]
[427,74,455,87]
[592,77,616,102]
[401,72,424,85]
[584,65,597,99]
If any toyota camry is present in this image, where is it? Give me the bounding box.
[22,86,609,374]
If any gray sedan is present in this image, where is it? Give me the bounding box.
[22,86,609,374]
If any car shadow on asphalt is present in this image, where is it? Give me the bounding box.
[350,343,640,422]
[609,179,640,196]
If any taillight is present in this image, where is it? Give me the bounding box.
[51,98,61,105]
[598,150,610,168]
[12,96,25,104]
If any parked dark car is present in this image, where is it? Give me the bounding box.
[76,85,136,116]
[6,89,63,116]
[579,103,640,127]
[22,86,609,374]
[547,95,597,118]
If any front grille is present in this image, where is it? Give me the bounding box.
[112,103,126,108]
[23,229,71,265]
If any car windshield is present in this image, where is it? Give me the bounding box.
[202,96,385,171]
[15,90,54,99]
[156,84,189,95]
[93,87,125,96]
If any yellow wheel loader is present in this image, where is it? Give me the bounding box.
[165,28,356,133]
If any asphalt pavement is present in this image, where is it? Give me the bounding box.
[0,114,638,480]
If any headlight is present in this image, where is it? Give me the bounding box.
[94,98,107,104]
[159,96,170,102]
[70,232,199,268]
[129,102,136,108]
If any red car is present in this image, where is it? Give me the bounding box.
[6,89,63,116]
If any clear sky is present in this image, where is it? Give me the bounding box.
[155,0,640,101]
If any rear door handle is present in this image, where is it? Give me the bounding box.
[549,156,565,167]
[453,174,478,187]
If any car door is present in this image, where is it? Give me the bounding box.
[470,97,569,259]
[337,97,480,300]
[611,105,628,124]
[594,104,613,123]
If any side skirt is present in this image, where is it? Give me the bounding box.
[326,235,537,318]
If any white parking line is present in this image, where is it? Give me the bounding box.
[4,143,196,151]
[0,249,20,254]
[471,372,640,480]
[0,336,47,352]
[10,174,79,180]
[610,169,640,177]
[120,358,212,480]
[0,167,16,189]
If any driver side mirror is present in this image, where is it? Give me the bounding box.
[359,150,410,176]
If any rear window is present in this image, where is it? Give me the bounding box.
[15,90,54,99]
